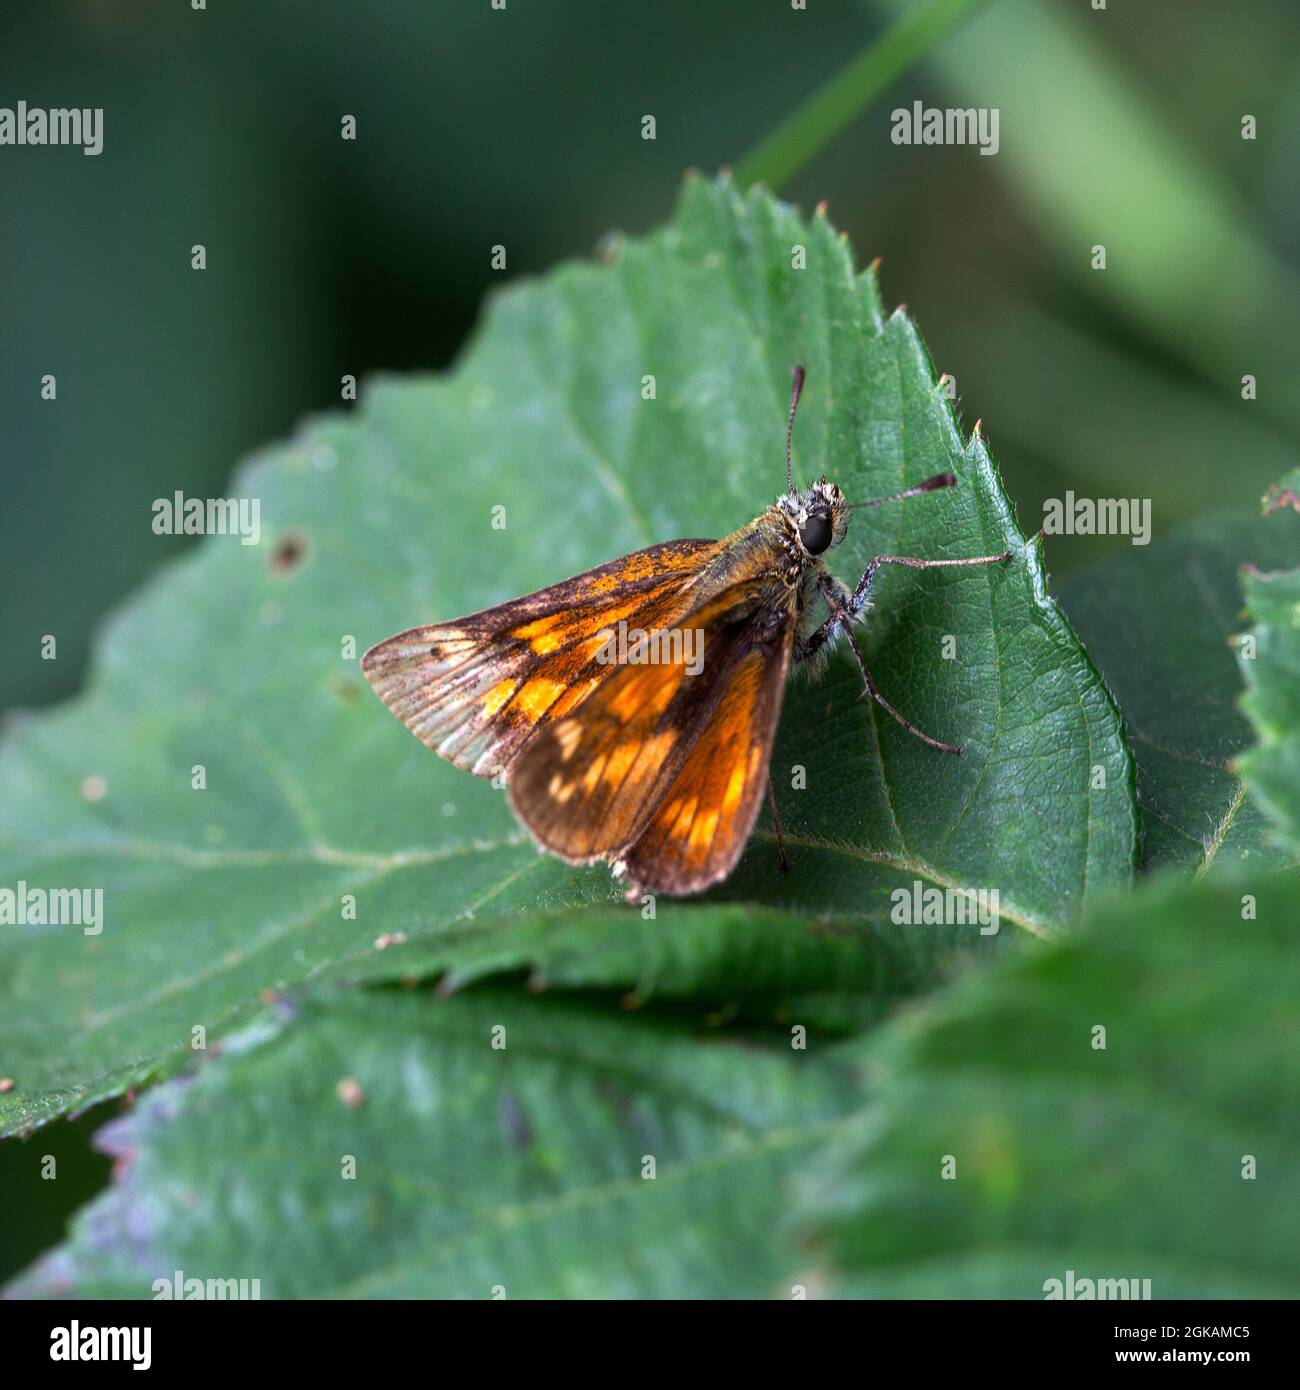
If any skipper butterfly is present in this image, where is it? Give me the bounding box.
[363,367,1013,899]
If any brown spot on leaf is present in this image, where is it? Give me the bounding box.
[270,531,309,575]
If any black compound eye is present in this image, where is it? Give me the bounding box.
[798,514,832,555]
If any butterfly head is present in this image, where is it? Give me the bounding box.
[779,478,848,557]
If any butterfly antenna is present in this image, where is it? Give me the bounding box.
[785,364,805,495]
[847,470,957,509]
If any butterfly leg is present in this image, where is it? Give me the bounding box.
[765,774,790,873]
[840,623,962,754]
[794,615,836,664]
[843,548,1014,619]
[805,548,1013,755]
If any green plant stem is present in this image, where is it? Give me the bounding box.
[735,0,988,191]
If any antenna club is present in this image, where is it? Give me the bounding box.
[922,471,958,491]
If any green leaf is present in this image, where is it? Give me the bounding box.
[798,870,1300,1298]
[341,900,1013,1036]
[1059,508,1300,877]
[0,176,1133,1138]
[1236,566,1300,856]
[8,990,858,1299]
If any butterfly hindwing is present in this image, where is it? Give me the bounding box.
[360,540,718,779]
[618,634,792,895]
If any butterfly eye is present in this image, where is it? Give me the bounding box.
[798,514,832,555]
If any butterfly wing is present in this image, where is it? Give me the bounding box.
[507,577,795,896]
[360,540,718,780]
[617,628,792,895]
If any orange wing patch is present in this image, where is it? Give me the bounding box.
[508,657,689,861]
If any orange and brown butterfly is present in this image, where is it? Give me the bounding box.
[362,366,1014,900]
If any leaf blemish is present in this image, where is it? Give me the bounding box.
[270,531,309,575]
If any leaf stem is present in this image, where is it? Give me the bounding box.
[735,0,989,192]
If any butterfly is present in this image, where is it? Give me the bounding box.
[362,366,1014,900]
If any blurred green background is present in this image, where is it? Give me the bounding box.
[1,0,1297,1282]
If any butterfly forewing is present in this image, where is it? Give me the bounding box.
[360,539,718,779]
